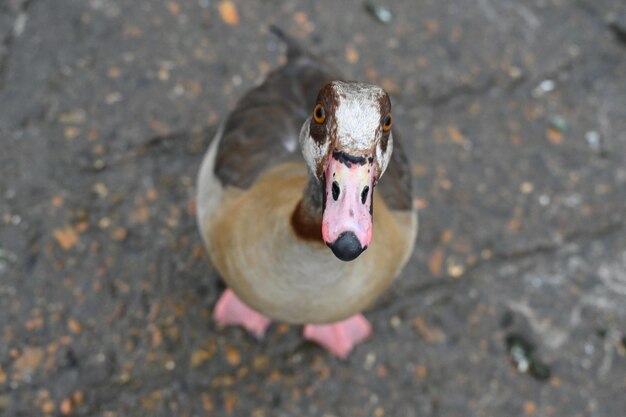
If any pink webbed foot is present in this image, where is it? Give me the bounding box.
[303,314,372,359]
[213,289,271,339]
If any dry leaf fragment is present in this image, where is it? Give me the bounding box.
[524,401,537,415]
[191,349,214,368]
[224,393,236,415]
[41,400,55,415]
[448,126,464,144]
[60,397,73,416]
[111,227,128,241]
[67,319,82,334]
[428,247,444,277]
[546,128,562,144]
[415,364,428,379]
[201,393,213,413]
[167,2,180,15]
[225,346,241,366]
[51,195,64,207]
[413,198,428,210]
[14,347,45,371]
[413,317,446,343]
[53,226,79,251]
[345,46,359,64]
[72,392,84,406]
[218,1,239,26]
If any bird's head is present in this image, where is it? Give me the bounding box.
[299,81,394,261]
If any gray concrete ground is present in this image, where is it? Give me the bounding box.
[1,0,625,416]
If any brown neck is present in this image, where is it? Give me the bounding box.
[291,173,324,243]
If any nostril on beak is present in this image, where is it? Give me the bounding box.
[327,231,365,261]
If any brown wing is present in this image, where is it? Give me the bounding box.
[215,29,413,211]
[214,41,339,189]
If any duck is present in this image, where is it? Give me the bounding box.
[196,27,417,358]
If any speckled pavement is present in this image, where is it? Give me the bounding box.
[1,1,625,416]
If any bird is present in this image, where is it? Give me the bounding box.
[196,27,417,358]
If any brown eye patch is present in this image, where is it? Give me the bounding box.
[380,134,389,153]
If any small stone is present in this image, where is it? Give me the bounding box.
[364,352,376,370]
[549,116,567,132]
[98,217,111,229]
[509,66,522,79]
[446,257,465,278]
[0,249,17,274]
[158,67,170,81]
[585,131,600,151]
[173,84,184,96]
[92,182,109,198]
[105,92,123,104]
[520,182,534,194]
[539,194,551,206]
[365,0,393,23]
[118,372,131,384]
[93,159,106,170]
[231,75,242,87]
[59,110,86,124]
[64,127,81,140]
[532,79,555,97]
[107,67,121,78]
[165,360,175,371]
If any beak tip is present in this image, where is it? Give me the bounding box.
[327,231,366,262]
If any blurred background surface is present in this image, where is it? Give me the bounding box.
[1,0,625,416]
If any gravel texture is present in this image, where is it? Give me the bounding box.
[1,1,625,416]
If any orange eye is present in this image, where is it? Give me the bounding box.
[383,114,393,132]
[313,103,326,124]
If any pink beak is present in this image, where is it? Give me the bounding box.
[322,152,376,261]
